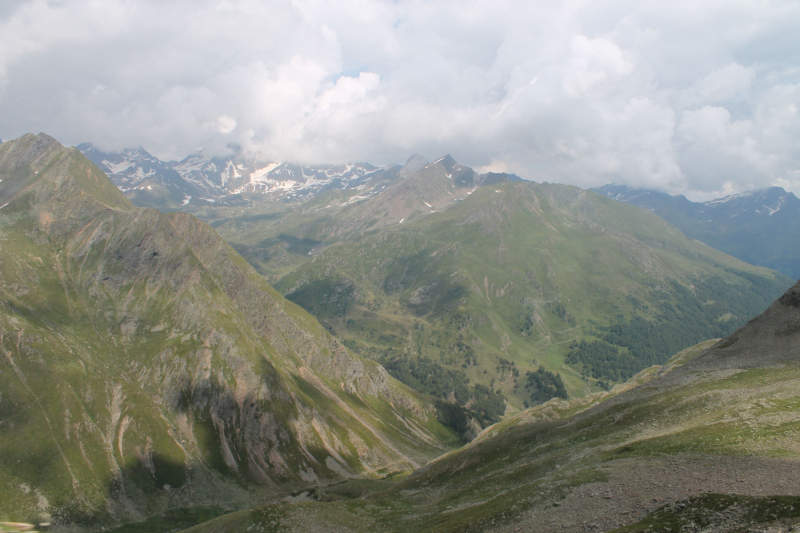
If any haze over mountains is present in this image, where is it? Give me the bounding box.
[78,144,800,283]
[595,184,800,280]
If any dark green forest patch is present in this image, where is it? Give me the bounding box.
[523,366,568,407]
[566,276,786,383]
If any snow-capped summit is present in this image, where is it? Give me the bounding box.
[77,143,189,196]
[703,187,797,218]
[231,162,381,196]
[78,143,391,206]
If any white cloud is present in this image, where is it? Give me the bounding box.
[215,115,237,134]
[562,35,634,98]
[0,0,799,198]
[317,72,381,111]
[692,63,755,103]
[675,106,765,194]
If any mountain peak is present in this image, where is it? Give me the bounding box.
[0,133,66,204]
[0,133,132,212]
[24,132,63,156]
[400,153,428,177]
[75,141,95,151]
[433,154,458,169]
[429,154,476,187]
[701,186,799,213]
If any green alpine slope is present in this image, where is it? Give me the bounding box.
[187,156,519,283]
[275,180,791,416]
[0,134,455,529]
[177,278,800,533]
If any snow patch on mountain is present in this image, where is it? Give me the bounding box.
[250,163,281,182]
[174,155,217,175]
[221,160,241,186]
[103,159,133,174]
[703,190,756,206]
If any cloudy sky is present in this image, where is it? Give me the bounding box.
[1,0,799,199]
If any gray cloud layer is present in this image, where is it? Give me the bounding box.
[1,0,799,199]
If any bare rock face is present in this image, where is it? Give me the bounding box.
[0,134,449,528]
[780,281,800,308]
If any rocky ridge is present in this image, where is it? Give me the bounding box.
[0,134,454,528]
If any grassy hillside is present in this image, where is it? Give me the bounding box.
[179,278,800,533]
[186,158,519,283]
[0,134,456,529]
[275,181,791,418]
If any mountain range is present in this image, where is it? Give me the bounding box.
[0,134,455,528]
[158,149,790,426]
[79,143,800,282]
[594,184,800,279]
[272,177,790,411]
[77,143,425,210]
[75,142,797,424]
[3,134,798,532]
[158,275,800,533]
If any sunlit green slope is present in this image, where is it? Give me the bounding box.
[188,156,518,283]
[276,181,791,414]
[0,134,455,528]
[181,278,800,533]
